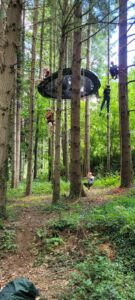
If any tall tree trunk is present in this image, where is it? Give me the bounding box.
[16,97,21,186]
[11,3,22,188]
[48,4,53,181]
[70,1,82,198]
[25,0,39,195]
[19,4,25,181]
[16,5,22,186]
[62,43,69,181]
[33,114,39,179]
[11,95,17,188]
[84,13,92,176]
[0,0,22,217]
[51,0,57,181]
[119,0,133,187]
[52,0,67,203]
[34,0,46,180]
[63,100,69,181]
[106,0,110,172]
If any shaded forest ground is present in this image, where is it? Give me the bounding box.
[1,185,135,299]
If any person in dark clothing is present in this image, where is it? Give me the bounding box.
[109,61,119,79]
[100,85,111,113]
[84,172,95,189]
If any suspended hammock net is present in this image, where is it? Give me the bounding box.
[37,68,101,99]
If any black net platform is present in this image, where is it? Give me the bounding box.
[37,68,101,99]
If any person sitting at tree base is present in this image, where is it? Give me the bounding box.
[45,108,55,134]
[109,61,119,79]
[84,171,95,189]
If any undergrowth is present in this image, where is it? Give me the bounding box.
[58,191,135,299]
[60,255,135,300]
[7,174,121,200]
[5,177,135,299]
[94,172,120,187]
[7,179,70,199]
[0,228,16,253]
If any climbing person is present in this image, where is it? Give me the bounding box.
[109,61,119,79]
[100,84,111,114]
[42,68,50,79]
[45,108,55,133]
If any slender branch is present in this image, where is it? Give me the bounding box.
[128,33,135,38]
[127,21,135,32]
[127,80,135,84]
[81,4,135,43]
[128,109,135,113]
[127,38,135,46]
[127,64,135,68]
[81,1,95,18]
[81,2,135,24]
[58,0,64,14]
[81,14,119,43]
[65,2,135,38]
[128,49,135,52]
[63,0,82,28]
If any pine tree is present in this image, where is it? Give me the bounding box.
[25,0,39,195]
[0,0,22,217]
[70,1,82,198]
[119,0,133,187]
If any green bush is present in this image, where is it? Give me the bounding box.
[62,255,135,300]
[94,173,120,187]
[0,228,16,251]
[7,179,70,199]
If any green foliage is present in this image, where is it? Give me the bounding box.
[7,183,25,199]
[49,218,78,233]
[84,194,135,270]
[41,201,70,213]
[36,227,64,249]
[7,179,70,199]
[62,256,135,300]
[34,227,64,266]
[94,173,120,187]
[45,237,64,250]
[0,228,16,251]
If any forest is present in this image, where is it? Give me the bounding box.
[0,0,135,299]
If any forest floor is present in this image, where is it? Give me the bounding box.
[0,186,133,299]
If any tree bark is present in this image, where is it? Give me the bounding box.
[70,1,82,198]
[52,0,67,203]
[25,0,39,195]
[106,0,110,173]
[119,0,133,187]
[34,0,45,180]
[51,2,57,182]
[0,0,22,217]
[19,4,25,181]
[84,13,92,176]
[48,4,53,182]
[63,100,69,181]
[11,94,17,188]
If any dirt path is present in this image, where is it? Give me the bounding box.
[0,187,128,299]
[0,196,75,299]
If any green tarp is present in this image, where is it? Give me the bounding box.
[0,278,39,300]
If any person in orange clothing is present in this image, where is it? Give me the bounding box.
[45,108,55,133]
